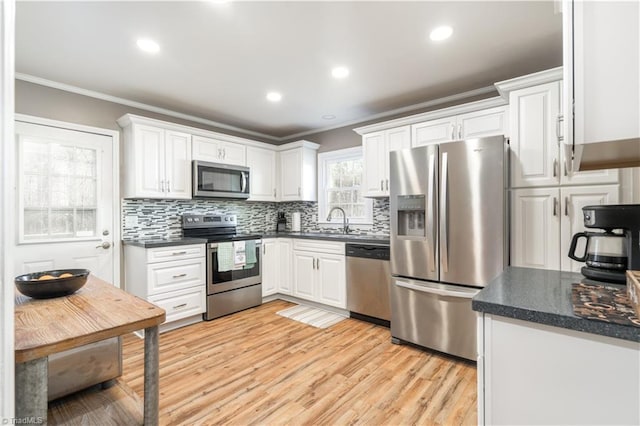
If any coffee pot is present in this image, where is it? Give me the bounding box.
[571,204,640,283]
[569,231,627,282]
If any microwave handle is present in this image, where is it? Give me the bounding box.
[240,172,247,193]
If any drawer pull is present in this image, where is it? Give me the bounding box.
[173,303,187,310]
[172,273,187,279]
[172,251,187,256]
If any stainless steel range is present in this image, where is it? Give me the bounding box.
[182,213,262,320]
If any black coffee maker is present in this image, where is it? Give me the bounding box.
[570,204,640,283]
[276,212,287,232]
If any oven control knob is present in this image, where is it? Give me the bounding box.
[194,218,200,222]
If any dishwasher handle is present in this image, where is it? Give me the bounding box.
[345,244,390,260]
[394,279,479,299]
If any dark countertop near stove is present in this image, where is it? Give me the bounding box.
[472,266,639,342]
[123,237,208,248]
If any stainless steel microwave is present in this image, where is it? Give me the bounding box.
[192,160,250,199]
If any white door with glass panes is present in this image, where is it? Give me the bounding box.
[14,120,117,285]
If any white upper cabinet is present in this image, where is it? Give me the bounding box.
[119,116,192,199]
[412,117,457,147]
[509,81,561,188]
[246,146,277,201]
[192,135,246,166]
[362,126,411,197]
[412,106,507,147]
[503,74,619,188]
[563,0,640,170]
[278,142,319,202]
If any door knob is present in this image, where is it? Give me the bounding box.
[96,241,111,249]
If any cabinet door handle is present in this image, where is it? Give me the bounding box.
[457,124,462,140]
[553,197,558,216]
[263,244,266,255]
[564,162,568,177]
[172,251,187,256]
[172,273,187,279]
[386,179,389,191]
[160,180,165,192]
[380,180,383,191]
[173,303,187,310]
[450,124,455,140]
[565,197,569,216]
[298,187,301,196]
[312,258,315,269]
[556,114,564,142]
[167,180,171,193]
[273,188,276,197]
[223,148,226,159]
[553,159,558,178]
[316,258,319,270]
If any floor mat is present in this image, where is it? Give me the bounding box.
[276,304,347,329]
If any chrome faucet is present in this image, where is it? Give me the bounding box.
[326,207,351,234]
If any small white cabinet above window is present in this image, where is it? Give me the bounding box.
[192,135,246,166]
[118,115,192,199]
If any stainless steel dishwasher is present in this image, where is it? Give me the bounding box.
[346,243,391,326]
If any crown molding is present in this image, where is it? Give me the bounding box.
[15,73,281,142]
[494,66,563,99]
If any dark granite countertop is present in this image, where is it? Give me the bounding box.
[123,237,208,248]
[261,232,390,245]
[472,267,639,342]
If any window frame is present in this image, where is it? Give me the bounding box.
[317,146,373,226]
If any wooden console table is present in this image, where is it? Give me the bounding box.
[15,276,166,425]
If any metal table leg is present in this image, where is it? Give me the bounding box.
[143,326,159,426]
[15,357,48,425]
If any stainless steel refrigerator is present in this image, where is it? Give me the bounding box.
[389,136,507,360]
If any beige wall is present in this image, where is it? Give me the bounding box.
[15,80,276,143]
[16,80,498,153]
[281,92,497,153]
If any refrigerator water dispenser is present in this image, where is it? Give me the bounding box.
[397,195,426,238]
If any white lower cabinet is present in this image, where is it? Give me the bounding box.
[261,238,293,297]
[478,314,640,425]
[292,240,346,309]
[511,184,619,271]
[124,244,206,332]
[261,238,279,296]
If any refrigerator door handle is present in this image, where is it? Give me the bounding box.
[395,279,479,299]
[427,152,436,271]
[440,152,449,272]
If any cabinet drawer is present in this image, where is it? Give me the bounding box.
[149,286,205,323]
[293,239,345,255]
[146,244,205,263]
[147,258,205,295]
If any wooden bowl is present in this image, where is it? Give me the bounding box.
[14,269,90,299]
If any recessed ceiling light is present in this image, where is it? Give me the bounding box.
[331,66,350,79]
[429,26,453,42]
[136,38,160,54]
[322,115,336,120]
[266,92,282,102]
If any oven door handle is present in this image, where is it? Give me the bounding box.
[209,240,262,250]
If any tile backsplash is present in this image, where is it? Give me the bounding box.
[122,198,390,240]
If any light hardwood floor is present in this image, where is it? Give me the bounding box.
[119,299,477,425]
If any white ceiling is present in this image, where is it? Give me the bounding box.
[15,1,562,140]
